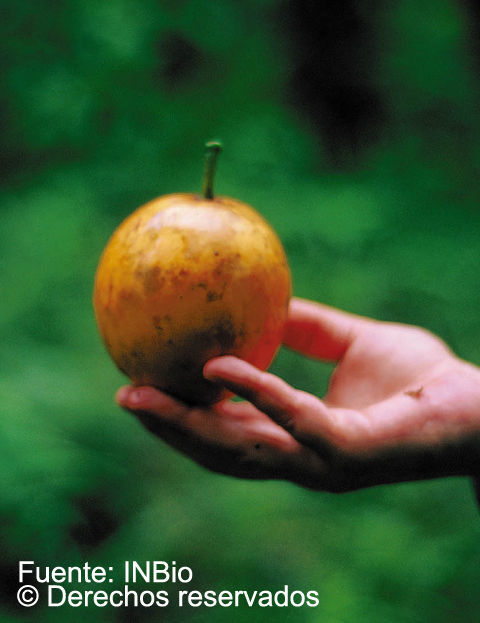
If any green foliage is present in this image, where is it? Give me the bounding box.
[2,0,480,620]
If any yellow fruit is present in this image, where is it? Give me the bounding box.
[93,142,291,405]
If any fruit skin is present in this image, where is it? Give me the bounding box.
[93,193,291,406]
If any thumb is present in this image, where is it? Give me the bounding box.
[283,297,370,361]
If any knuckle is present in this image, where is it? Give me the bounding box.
[275,389,305,430]
[277,411,297,434]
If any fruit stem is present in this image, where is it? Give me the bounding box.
[202,140,223,200]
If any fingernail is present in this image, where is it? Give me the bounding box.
[203,372,221,383]
[203,362,218,381]
[128,390,143,406]
[116,386,131,405]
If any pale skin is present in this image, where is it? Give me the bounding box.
[116,297,480,493]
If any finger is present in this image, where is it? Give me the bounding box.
[116,385,188,420]
[116,385,237,446]
[116,385,249,471]
[215,400,328,486]
[203,356,341,450]
[283,297,371,361]
[116,384,301,454]
[116,385,198,447]
[116,385,327,485]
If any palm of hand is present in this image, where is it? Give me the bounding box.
[317,320,480,490]
[325,320,451,409]
[117,298,480,491]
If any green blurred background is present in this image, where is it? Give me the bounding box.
[2,0,480,620]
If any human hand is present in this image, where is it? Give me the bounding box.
[116,298,480,492]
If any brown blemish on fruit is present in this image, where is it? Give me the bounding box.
[206,291,222,302]
[117,351,136,378]
[118,288,139,302]
[155,317,237,405]
[211,316,237,350]
[212,253,242,278]
[142,265,165,294]
[117,315,237,406]
[130,348,147,363]
[237,326,246,339]
[170,269,190,288]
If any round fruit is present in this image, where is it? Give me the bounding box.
[93,141,291,406]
